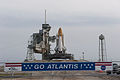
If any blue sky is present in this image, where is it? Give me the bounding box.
[0,0,120,62]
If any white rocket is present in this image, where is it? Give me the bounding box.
[55,28,66,53]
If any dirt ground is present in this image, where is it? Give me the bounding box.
[0,71,120,80]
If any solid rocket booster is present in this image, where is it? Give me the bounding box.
[55,28,66,53]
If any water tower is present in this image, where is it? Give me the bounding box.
[99,34,107,62]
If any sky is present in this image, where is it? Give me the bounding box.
[0,0,120,62]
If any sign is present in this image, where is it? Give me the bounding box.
[4,62,112,72]
[22,62,95,71]
[4,63,22,72]
[95,62,112,71]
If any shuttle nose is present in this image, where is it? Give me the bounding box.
[58,28,62,36]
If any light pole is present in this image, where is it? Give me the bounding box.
[82,52,84,60]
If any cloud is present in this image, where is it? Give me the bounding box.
[0,0,120,61]
[0,0,120,28]
[0,13,120,28]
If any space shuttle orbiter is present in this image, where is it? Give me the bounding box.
[55,28,66,53]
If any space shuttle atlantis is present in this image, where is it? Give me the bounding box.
[55,28,66,53]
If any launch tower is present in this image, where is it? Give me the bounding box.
[25,12,74,61]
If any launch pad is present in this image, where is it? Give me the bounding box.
[25,23,74,61]
[42,53,74,60]
[25,11,74,61]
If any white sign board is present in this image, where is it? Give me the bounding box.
[95,62,112,71]
[4,63,22,72]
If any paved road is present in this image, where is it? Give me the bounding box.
[0,71,120,80]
